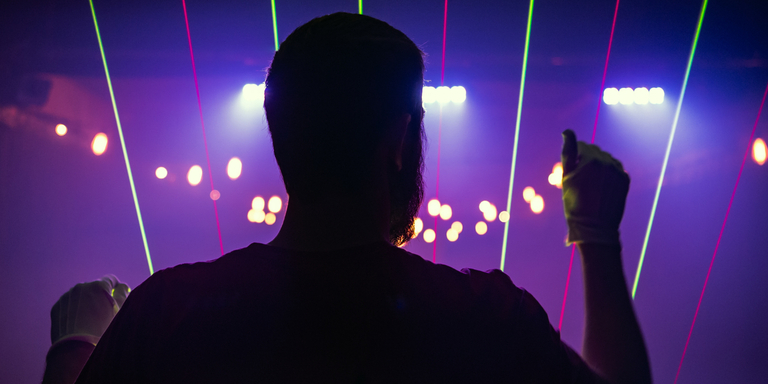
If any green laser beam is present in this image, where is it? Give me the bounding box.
[500,0,534,272]
[89,0,154,275]
[359,0,363,14]
[271,0,279,51]
[632,0,708,299]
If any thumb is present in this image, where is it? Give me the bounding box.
[112,283,130,308]
[561,129,578,175]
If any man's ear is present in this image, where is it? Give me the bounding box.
[390,113,411,171]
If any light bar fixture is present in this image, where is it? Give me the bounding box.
[422,86,466,104]
[603,87,664,105]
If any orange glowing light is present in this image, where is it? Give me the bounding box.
[499,211,509,223]
[155,167,168,179]
[754,138,767,166]
[451,221,463,234]
[91,133,108,155]
[187,165,203,186]
[427,199,441,216]
[439,204,452,220]
[227,157,243,180]
[530,195,544,214]
[522,187,535,203]
[446,228,459,242]
[475,221,488,235]
[55,124,67,136]
[423,228,436,243]
[483,204,497,222]
[210,190,221,201]
[265,212,276,225]
[251,196,265,211]
[267,196,282,213]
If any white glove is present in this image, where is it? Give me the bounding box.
[561,129,629,245]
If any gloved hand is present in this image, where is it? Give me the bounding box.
[561,129,629,245]
[50,275,130,347]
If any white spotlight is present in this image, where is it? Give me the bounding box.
[450,86,466,103]
[633,87,649,105]
[603,88,619,105]
[435,86,451,103]
[242,83,265,102]
[619,88,634,105]
[649,87,665,104]
[422,86,437,103]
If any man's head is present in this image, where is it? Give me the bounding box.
[265,12,425,246]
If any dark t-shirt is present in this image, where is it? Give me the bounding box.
[76,242,595,383]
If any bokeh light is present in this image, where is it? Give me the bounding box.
[265,212,276,225]
[242,83,265,102]
[414,217,424,234]
[55,124,67,136]
[423,228,436,243]
[187,165,203,186]
[268,196,282,213]
[483,204,497,222]
[753,138,766,165]
[446,228,459,242]
[475,221,488,235]
[603,87,619,105]
[499,211,509,223]
[522,187,535,203]
[155,167,168,179]
[531,195,544,214]
[649,87,665,104]
[439,204,452,220]
[450,86,466,103]
[422,86,436,103]
[435,86,451,103]
[619,87,634,105]
[252,196,265,211]
[227,157,242,180]
[633,87,649,105]
[91,133,108,155]
[451,221,463,234]
[210,190,220,201]
[427,199,441,216]
[479,200,491,213]
[248,209,266,223]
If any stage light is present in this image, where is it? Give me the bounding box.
[439,204,452,220]
[210,190,221,201]
[248,209,265,223]
[91,133,108,155]
[423,229,436,243]
[265,212,276,225]
[155,167,168,179]
[414,217,424,235]
[422,86,437,103]
[754,138,767,165]
[446,228,459,242]
[252,196,265,211]
[479,200,491,213]
[242,83,265,102]
[436,86,451,103]
[187,165,203,186]
[451,221,463,234]
[268,196,282,213]
[522,187,535,203]
[427,199,441,216]
[55,124,67,136]
[450,86,466,103]
[483,204,497,222]
[649,87,664,104]
[603,88,619,105]
[531,195,544,214]
[633,87,649,105]
[499,211,509,223]
[548,162,563,188]
[227,157,242,180]
[475,221,488,235]
[619,88,634,105]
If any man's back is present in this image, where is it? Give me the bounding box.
[76,242,589,383]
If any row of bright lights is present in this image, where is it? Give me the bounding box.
[603,87,665,105]
[241,83,467,104]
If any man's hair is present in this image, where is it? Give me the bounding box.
[265,12,425,245]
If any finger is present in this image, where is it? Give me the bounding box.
[112,283,131,308]
[98,275,119,292]
[561,129,578,175]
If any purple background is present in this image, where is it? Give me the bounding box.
[1,0,767,382]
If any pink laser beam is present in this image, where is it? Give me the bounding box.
[182,0,224,255]
[674,81,768,384]
[433,0,448,263]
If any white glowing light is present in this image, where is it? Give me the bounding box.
[423,228,436,243]
[414,217,424,235]
[649,87,665,104]
[475,221,488,235]
[522,187,535,203]
[422,86,437,103]
[55,124,67,136]
[227,157,243,180]
[265,212,276,225]
[451,221,463,234]
[439,204,452,220]
[248,209,265,223]
[603,88,619,105]
[91,133,108,155]
[619,88,634,105]
[155,167,168,179]
[446,228,459,242]
[483,204,497,222]
[427,199,441,217]
[252,196,265,211]
[242,83,266,102]
[268,196,282,213]
[187,165,203,186]
[753,138,767,166]
[450,86,466,103]
[479,200,491,213]
[499,211,509,223]
[531,195,544,214]
[633,87,649,105]
[436,86,451,103]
